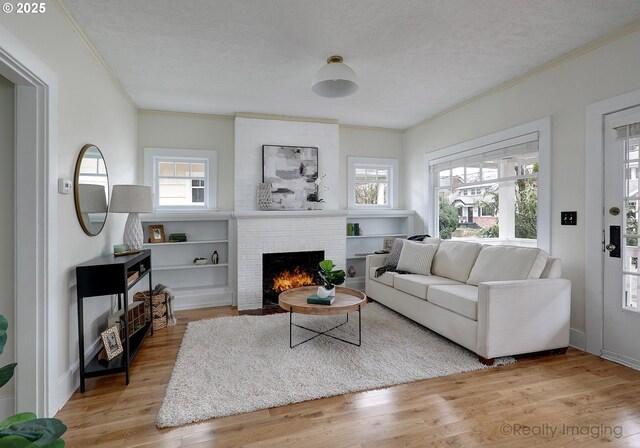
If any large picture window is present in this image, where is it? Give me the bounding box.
[144,148,218,211]
[426,118,551,249]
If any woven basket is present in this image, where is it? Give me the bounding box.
[133,291,167,320]
[153,303,167,318]
[153,315,168,331]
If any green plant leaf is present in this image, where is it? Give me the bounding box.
[0,413,37,430]
[0,419,67,445]
[40,439,64,448]
[0,435,35,448]
[0,314,8,355]
[0,364,17,389]
[319,260,334,272]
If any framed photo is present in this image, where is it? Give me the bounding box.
[149,224,165,243]
[101,326,123,361]
[262,145,318,210]
[383,236,398,253]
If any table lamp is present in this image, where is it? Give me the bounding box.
[110,185,153,251]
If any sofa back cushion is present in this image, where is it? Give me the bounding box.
[397,240,439,275]
[466,245,550,286]
[431,241,483,283]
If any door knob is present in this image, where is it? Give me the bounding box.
[606,244,617,252]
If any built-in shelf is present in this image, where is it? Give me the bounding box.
[345,210,415,293]
[138,215,235,309]
[347,233,408,239]
[154,263,229,271]
[143,239,228,247]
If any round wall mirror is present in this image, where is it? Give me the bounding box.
[74,144,109,236]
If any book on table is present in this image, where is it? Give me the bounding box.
[307,294,335,305]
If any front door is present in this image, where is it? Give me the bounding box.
[603,105,640,367]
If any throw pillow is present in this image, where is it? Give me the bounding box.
[397,240,439,276]
[385,238,406,268]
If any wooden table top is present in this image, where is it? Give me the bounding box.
[278,286,366,315]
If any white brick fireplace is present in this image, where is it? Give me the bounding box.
[234,211,347,310]
[233,116,345,310]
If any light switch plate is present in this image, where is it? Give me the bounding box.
[561,211,577,225]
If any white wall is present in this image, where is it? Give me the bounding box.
[234,117,340,211]
[0,74,15,414]
[0,5,137,410]
[339,126,404,209]
[403,29,640,335]
[137,110,235,210]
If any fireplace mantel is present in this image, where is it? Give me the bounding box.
[233,210,347,219]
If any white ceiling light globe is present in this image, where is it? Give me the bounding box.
[311,55,359,98]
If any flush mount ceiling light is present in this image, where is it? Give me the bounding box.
[311,55,359,98]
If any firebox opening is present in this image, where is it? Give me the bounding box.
[262,250,325,308]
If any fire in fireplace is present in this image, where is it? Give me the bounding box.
[262,250,324,307]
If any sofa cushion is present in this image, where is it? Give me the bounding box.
[427,284,479,320]
[369,267,397,287]
[394,274,463,300]
[431,241,483,283]
[397,240,439,275]
[466,245,550,286]
[422,237,442,245]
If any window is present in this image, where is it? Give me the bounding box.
[426,118,551,249]
[348,157,399,208]
[144,148,217,211]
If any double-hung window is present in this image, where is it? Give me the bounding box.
[348,157,399,208]
[144,148,218,211]
[426,118,550,249]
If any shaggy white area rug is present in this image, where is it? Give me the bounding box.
[156,302,515,428]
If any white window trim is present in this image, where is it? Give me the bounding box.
[144,147,218,211]
[423,117,551,252]
[348,156,399,209]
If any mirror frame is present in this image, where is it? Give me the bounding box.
[74,144,109,236]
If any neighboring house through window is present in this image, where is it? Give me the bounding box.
[348,156,399,208]
[425,118,551,250]
[144,147,218,211]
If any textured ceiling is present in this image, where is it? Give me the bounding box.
[61,0,640,129]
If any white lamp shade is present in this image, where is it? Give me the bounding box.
[110,185,153,213]
[312,58,359,98]
[78,184,107,213]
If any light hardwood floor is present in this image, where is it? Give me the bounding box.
[56,306,640,447]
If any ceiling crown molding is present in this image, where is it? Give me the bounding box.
[53,0,135,108]
[235,112,338,125]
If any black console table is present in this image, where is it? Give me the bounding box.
[76,250,153,393]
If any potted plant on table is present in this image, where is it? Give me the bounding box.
[317,260,346,298]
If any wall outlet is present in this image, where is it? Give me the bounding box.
[58,178,72,194]
[561,211,577,225]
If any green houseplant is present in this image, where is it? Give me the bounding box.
[317,260,346,298]
[0,314,66,447]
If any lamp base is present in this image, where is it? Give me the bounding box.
[123,212,144,251]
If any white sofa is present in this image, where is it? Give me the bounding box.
[365,240,571,364]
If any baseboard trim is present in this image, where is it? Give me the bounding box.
[172,289,233,311]
[569,328,586,351]
[55,337,102,413]
[0,395,14,420]
[602,349,640,371]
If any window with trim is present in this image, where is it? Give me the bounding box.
[348,157,399,208]
[144,148,218,211]
[428,124,549,247]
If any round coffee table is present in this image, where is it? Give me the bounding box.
[278,286,366,348]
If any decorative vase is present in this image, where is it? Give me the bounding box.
[211,251,219,264]
[347,266,356,277]
[257,183,272,210]
[317,286,336,298]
